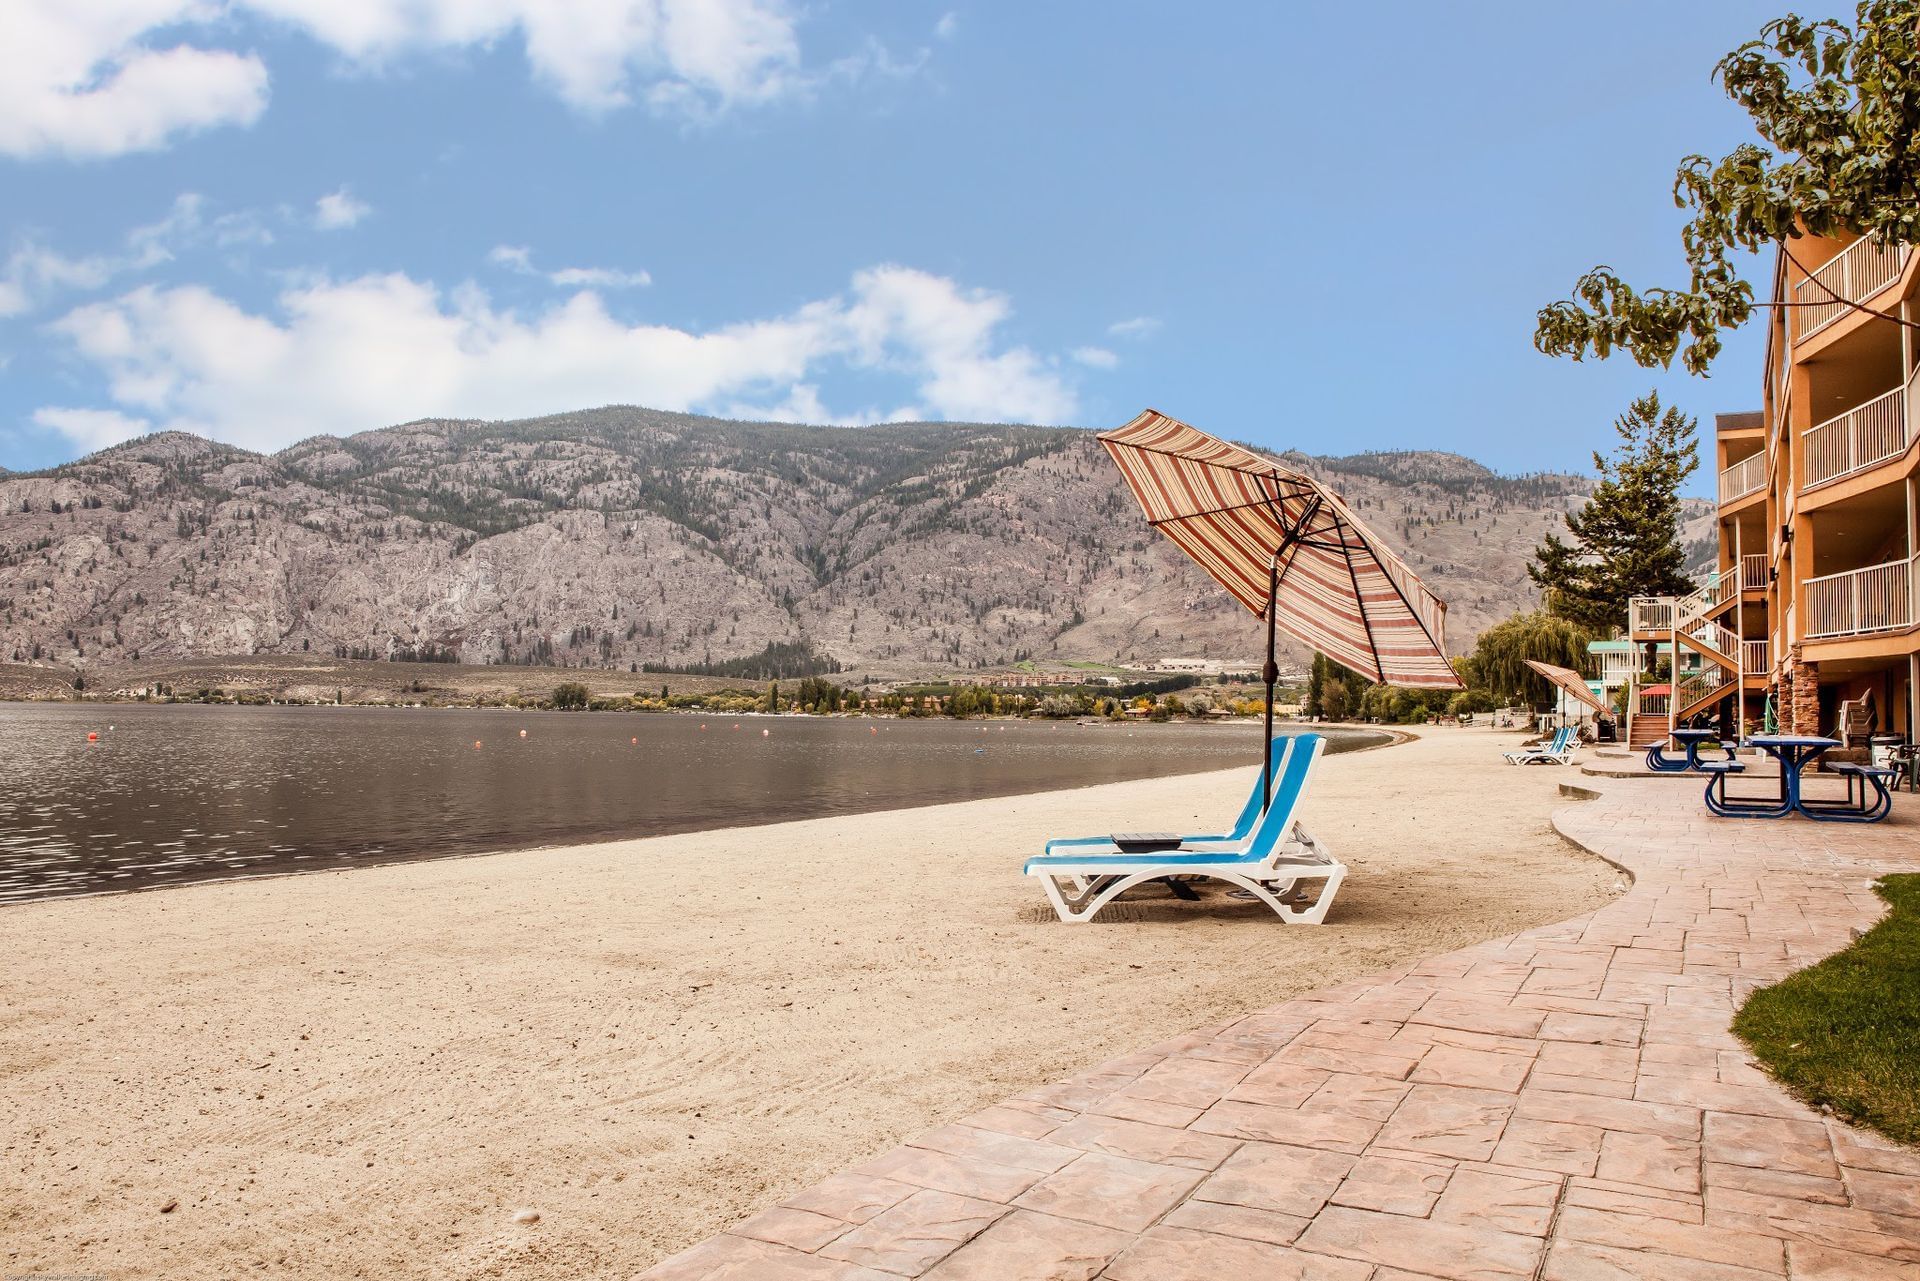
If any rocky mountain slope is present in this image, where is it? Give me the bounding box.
[0,407,1713,676]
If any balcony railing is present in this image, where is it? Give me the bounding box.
[1803,384,1910,489]
[1804,554,1916,639]
[1674,568,1740,630]
[1677,665,1735,713]
[1719,452,1766,505]
[1630,597,1673,634]
[1596,654,1639,686]
[1686,617,1738,660]
[1741,554,1769,591]
[1793,237,1911,340]
[1741,639,1770,674]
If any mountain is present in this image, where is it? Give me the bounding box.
[0,407,1713,677]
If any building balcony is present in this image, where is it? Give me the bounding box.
[1718,451,1766,506]
[1804,553,1917,640]
[1630,597,1673,638]
[1802,377,1914,490]
[1742,638,1770,675]
[1741,553,1769,592]
[1793,237,1911,342]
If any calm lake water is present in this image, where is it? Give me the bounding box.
[0,705,1383,904]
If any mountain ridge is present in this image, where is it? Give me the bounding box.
[0,406,1713,676]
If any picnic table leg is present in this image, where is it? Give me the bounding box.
[1646,743,1688,773]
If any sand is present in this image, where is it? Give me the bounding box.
[0,725,1620,1279]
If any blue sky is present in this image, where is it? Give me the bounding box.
[2,1,1786,491]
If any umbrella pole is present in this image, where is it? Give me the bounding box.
[1262,559,1279,812]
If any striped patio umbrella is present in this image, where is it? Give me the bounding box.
[1523,659,1613,722]
[1099,409,1463,806]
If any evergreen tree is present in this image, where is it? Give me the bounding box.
[1529,392,1699,633]
[1306,654,1326,718]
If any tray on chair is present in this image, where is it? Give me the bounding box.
[1110,833,1185,853]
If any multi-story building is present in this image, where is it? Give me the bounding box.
[1629,231,1920,748]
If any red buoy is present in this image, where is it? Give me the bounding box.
[86,731,98,741]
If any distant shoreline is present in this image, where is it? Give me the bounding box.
[0,652,1300,716]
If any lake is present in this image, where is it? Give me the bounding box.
[0,705,1383,904]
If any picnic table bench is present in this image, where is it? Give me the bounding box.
[1703,734,1896,823]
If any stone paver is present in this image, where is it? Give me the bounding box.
[640,773,1920,1279]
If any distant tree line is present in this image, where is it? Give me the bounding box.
[642,640,842,680]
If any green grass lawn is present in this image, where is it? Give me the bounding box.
[1732,874,1920,1145]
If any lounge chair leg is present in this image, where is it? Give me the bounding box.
[1041,871,1163,924]
[1216,866,1346,925]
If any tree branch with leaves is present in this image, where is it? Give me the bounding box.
[1535,1,1920,374]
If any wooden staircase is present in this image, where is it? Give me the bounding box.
[1669,572,1743,723]
[1626,567,1751,748]
[1628,716,1670,750]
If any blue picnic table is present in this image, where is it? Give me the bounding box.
[1701,734,1896,822]
[1646,726,1735,773]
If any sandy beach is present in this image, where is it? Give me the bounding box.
[0,725,1620,1279]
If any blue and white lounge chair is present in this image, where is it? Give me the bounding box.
[1025,733,1345,925]
[1040,735,1297,858]
[1504,726,1576,766]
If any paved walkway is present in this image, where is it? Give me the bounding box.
[641,771,1920,1280]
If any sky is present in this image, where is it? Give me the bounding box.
[1,1,1790,492]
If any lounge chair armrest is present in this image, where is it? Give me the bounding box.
[1042,835,1120,854]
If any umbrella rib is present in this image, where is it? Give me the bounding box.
[1266,490,1319,610]
[1146,495,1291,528]
[1332,508,1386,682]
[1353,513,1458,685]
[1102,436,1315,491]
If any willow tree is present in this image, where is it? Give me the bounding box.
[1469,611,1597,707]
[1536,2,1920,373]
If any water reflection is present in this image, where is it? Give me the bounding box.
[0,705,1380,904]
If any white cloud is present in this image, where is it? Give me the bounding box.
[549,266,651,289]
[1071,345,1118,369]
[0,3,269,159]
[935,13,958,40]
[2,0,896,158]
[0,195,199,318]
[1107,316,1161,339]
[31,407,154,453]
[490,244,651,290]
[39,264,1076,453]
[487,245,534,273]
[245,0,809,115]
[313,187,371,230]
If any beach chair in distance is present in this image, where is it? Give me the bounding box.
[1025,734,1344,925]
[1504,726,1576,766]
